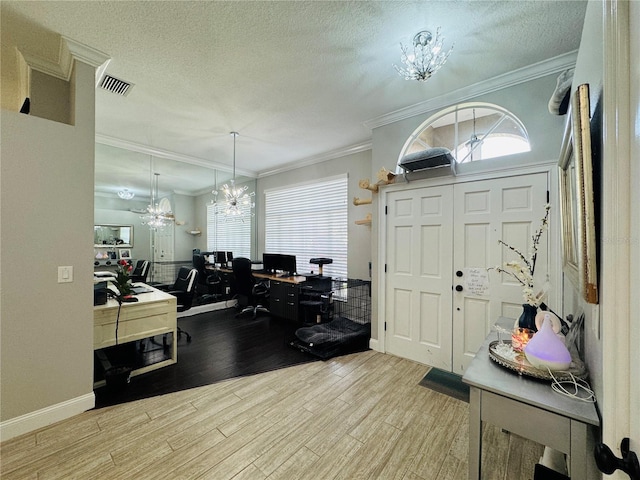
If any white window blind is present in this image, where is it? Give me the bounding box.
[265,175,348,279]
[206,204,252,259]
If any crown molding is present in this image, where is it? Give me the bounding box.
[17,36,110,82]
[61,36,111,69]
[61,36,111,85]
[95,134,255,178]
[257,140,372,178]
[364,50,578,130]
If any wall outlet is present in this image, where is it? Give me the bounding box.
[58,266,73,283]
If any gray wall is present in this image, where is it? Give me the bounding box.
[564,0,604,405]
[94,195,152,262]
[94,193,204,266]
[256,150,373,282]
[1,60,96,427]
[369,74,572,340]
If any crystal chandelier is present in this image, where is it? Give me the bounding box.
[141,170,173,230]
[212,132,255,221]
[394,28,453,82]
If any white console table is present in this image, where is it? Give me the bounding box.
[462,318,600,479]
[93,284,177,380]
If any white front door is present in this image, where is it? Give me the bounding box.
[451,172,548,374]
[385,185,454,369]
[384,172,549,373]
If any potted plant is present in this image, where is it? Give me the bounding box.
[104,260,135,389]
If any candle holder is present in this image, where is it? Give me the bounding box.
[511,327,534,352]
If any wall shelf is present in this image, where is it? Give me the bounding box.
[355,213,372,225]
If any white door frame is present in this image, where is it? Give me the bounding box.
[376,162,560,356]
[601,0,637,464]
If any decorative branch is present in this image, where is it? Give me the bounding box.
[489,204,551,306]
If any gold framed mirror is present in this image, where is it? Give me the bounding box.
[558,83,598,304]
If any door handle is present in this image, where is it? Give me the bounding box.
[594,438,640,479]
[455,285,463,292]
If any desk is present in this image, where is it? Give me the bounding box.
[93,283,177,379]
[214,267,307,321]
[462,318,600,479]
[213,266,306,284]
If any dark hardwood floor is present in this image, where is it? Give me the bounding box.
[94,307,319,409]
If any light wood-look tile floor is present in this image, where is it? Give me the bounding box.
[0,351,542,479]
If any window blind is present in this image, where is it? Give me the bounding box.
[206,203,252,259]
[265,175,348,279]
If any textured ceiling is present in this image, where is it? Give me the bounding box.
[3,1,587,197]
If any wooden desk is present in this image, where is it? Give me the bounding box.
[214,267,307,320]
[213,266,306,284]
[462,318,600,479]
[94,284,177,378]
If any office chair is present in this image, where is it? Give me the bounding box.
[192,254,222,301]
[159,266,198,342]
[232,257,270,319]
[130,260,150,283]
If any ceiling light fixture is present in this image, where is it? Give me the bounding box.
[117,189,135,200]
[213,132,255,221]
[141,159,173,230]
[394,28,453,82]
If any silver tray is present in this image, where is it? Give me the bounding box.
[488,340,588,381]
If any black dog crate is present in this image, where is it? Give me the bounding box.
[332,278,371,324]
[290,278,371,360]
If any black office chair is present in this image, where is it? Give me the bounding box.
[192,254,222,301]
[232,257,270,319]
[130,260,150,283]
[159,266,198,342]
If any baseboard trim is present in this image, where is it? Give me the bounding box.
[369,338,381,352]
[0,392,95,442]
[178,299,237,318]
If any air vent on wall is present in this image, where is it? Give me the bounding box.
[98,74,133,96]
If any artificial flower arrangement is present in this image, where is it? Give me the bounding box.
[489,204,551,330]
[112,259,133,299]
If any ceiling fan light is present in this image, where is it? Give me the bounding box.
[117,189,135,200]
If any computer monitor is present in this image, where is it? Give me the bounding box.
[262,253,279,274]
[262,253,297,275]
[278,254,297,276]
[214,251,227,265]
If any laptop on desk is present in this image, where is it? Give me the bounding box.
[131,285,154,294]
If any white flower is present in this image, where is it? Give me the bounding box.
[489,204,551,306]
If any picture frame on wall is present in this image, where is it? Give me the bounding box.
[558,83,598,304]
[118,248,131,260]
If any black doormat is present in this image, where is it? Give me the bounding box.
[418,367,469,403]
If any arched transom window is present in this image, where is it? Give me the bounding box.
[399,103,531,167]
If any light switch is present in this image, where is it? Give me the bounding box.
[58,266,73,283]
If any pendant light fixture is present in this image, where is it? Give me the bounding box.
[465,108,482,161]
[140,157,173,230]
[217,132,255,221]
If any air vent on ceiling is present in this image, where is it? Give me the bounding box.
[98,74,133,96]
